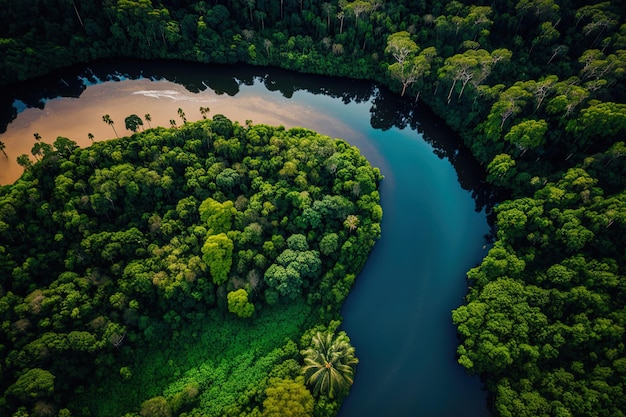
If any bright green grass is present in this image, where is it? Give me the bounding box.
[73,300,312,416]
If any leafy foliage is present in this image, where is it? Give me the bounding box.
[1,0,626,415]
[0,117,381,416]
[301,331,358,399]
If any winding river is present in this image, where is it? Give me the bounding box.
[0,61,492,416]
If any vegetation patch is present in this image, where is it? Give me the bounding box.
[0,116,382,416]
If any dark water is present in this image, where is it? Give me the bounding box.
[0,61,493,417]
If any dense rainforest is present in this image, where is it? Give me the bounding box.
[0,115,383,417]
[0,0,625,416]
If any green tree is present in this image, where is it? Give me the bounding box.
[140,396,172,417]
[227,288,255,318]
[439,49,496,103]
[202,232,234,285]
[198,197,236,234]
[262,377,314,417]
[16,154,32,169]
[7,368,55,402]
[487,153,517,187]
[124,114,144,132]
[215,168,240,190]
[301,331,358,399]
[319,233,339,256]
[504,119,548,156]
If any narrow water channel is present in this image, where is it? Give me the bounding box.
[0,62,492,416]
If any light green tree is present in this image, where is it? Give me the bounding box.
[227,288,255,318]
[262,376,314,417]
[504,119,548,156]
[198,197,236,234]
[202,233,234,285]
[7,368,55,402]
[487,153,517,187]
[140,396,172,417]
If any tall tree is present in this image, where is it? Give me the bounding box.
[102,114,118,138]
[199,106,210,119]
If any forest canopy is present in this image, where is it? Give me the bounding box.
[0,116,382,416]
[1,0,626,416]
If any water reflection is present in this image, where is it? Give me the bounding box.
[0,60,494,212]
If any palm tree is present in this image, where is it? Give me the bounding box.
[301,331,358,399]
[16,154,32,169]
[88,132,94,142]
[33,132,41,141]
[0,140,7,157]
[199,106,210,119]
[177,107,187,124]
[344,214,359,233]
[144,113,152,129]
[102,114,118,137]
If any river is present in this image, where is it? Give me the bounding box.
[0,61,492,417]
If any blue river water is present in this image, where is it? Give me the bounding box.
[286,91,491,417]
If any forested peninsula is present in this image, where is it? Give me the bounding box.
[1,1,625,417]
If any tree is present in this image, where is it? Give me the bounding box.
[7,368,55,402]
[140,396,172,417]
[88,132,94,142]
[16,154,32,169]
[487,153,517,187]
[344,214,359,232]
[262,377,314,417]
[264,263,303,299]
[102,114,118,137]
[504,119,548,156]
[439,49,495,103]
[144,113,152,128]
[301,330,358,399]
[322,2,334,28]
[227,288,255,318]
[124,114,144,132]
[484,84,534,140]
[386,42,437,97]
[0,140,6,157]
[199,106,210,119]
[198,197,236,234]
[385,31,418,67]
[215,168,240,190]
[177,107,187,124]
[528,75,558,110]
[319,233,339,256]
[202,233,234,285]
